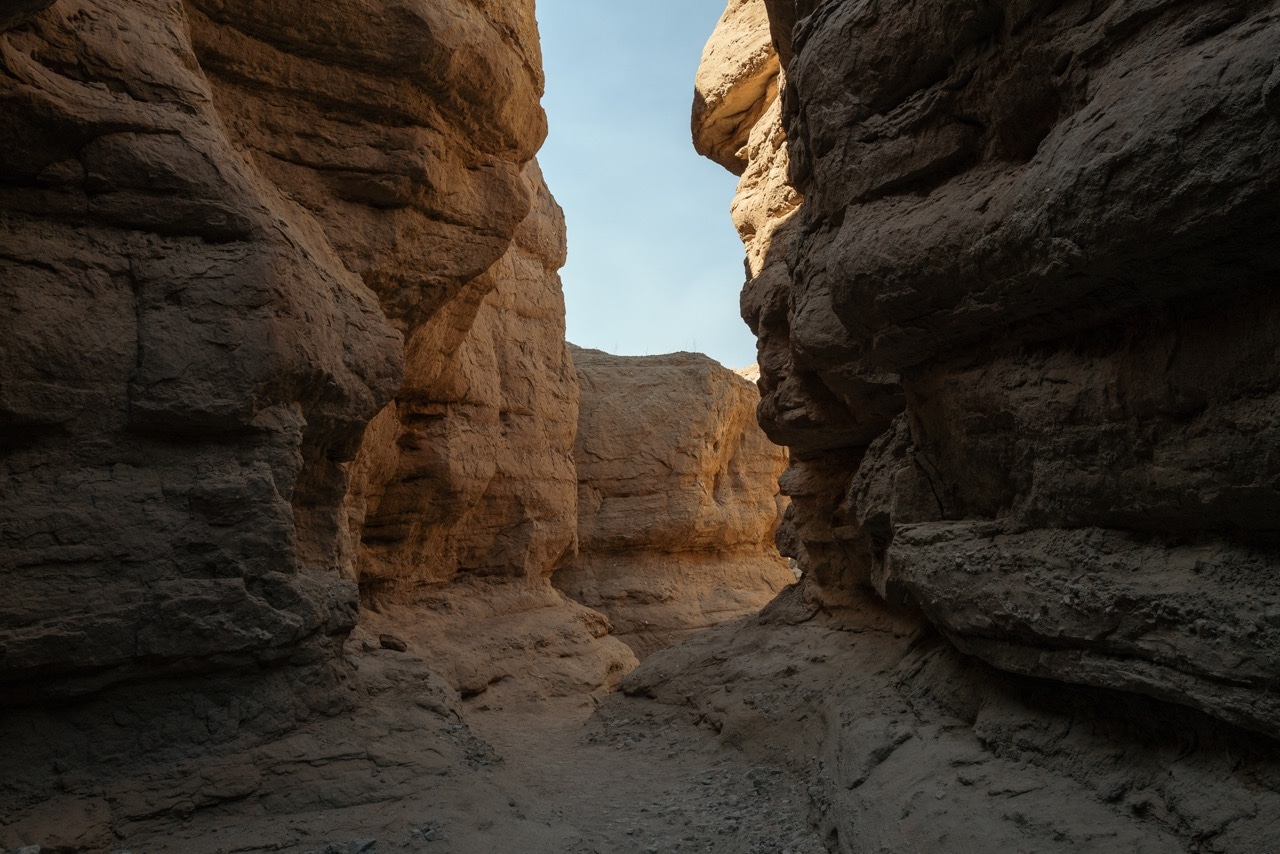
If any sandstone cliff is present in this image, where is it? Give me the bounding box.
[554,348,794,656]
[1,0,412,702]
[350,163,579,596]
[698,0,1280,742]
[652,0,1280,848]
[346,166,637,705]
[0,0,640,846]
[0,0,637,712]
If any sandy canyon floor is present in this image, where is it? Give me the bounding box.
[102,623,825,854]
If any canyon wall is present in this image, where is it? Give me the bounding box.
[0,1,632,845]
[0,0,602,706]
[555,347,793,656]
[698,0,1280,741]
[350,163,579,597]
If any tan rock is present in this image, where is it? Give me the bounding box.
[692,0,779,175]
[349,161,580,597]
[555,348,793,656]
[360,577,638,707]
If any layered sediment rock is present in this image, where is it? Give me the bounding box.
[0,0,616,707]
[349,161,581,596]
[699,0,1280,740]
[346,165,638,704]
[555,348,794,656]
[0,0,635,845]
[0,0,417,702]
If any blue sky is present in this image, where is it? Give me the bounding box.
[535,0,758,369]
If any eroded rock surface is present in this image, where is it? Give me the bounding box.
[0,0,611,706]
[0,0,633,844]
[349,161,580,597]
[555,348,794,657]
[623,581,1280,853]
[702,0,1280,740]
[0,0,416,702]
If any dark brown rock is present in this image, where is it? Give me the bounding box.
[0,0,413,702]
[701,0,1280,739]
[378,633,407,652]
[0,0,54,31]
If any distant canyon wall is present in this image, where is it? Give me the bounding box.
[555,348,793,657]
[698,0,1280,739]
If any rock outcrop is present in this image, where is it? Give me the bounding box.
[0,0,626,706]
[697,0,1280,741]
[554,348,794,656]
[1,0,416,703]
[0,0,641,845]
[348,161,580,596]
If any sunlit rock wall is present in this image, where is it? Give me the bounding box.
[555,347,794,657]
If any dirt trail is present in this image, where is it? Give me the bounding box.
[100,627,824,854]
[460,692,824,854]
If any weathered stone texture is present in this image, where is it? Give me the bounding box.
[625,584,1280,853]
[692,0,779,174]
[350,162,581,598]
[555,348,794,656]
[701,0,1280,739]
[0,0,557,702]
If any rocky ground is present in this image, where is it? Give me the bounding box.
[51,615,826,854]
[5,582,1279,854]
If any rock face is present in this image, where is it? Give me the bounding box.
[0,0,647,844]
[343,163,638,707]
[554,348,794,657]
[699,0,1280,741]
[0,0,420,702]
[0,0,639,844]
[348,161,581,597]
[0,0,622,708]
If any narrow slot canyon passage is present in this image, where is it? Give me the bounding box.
[3,0,1280,853]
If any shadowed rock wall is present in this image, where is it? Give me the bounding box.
[698,0,1280,740]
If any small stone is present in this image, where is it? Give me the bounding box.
[379,633,408,652]
[345,654,361,670]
